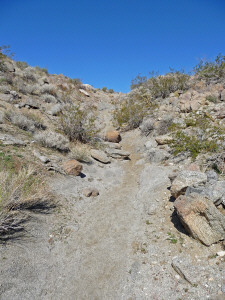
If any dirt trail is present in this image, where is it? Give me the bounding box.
[0,131,220,300]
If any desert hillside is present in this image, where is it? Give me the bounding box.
[0,51,225,299]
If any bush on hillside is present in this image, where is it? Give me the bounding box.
[130,70,190,99]
[34,131,69,152]
[59,104,97,143]
[194,54,225,83]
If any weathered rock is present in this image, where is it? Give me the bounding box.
[22,98,40,109]
[81,84,95,91]
[170,170,207,198]
[79,89,90,97]
[105,131,121,143]
[90,149,110,164]
[206,170,218,182]
[63,160,83,176]
[83,188,99,197]
[144,139,157,149]
[147,148,170,163]
[155,135,173,145]
[221,89,225,101]
[0,133,26,146]
[0,93,13,102]
[103,142,122,149]
[33,150,50,164]
[203,181,225,206]
[106,148,130,159]
[174,193,225,246]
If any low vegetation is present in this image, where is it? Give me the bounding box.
[59,104,98,143]
[194,54,225,83]
[34,131,69,152]
[0,151,53,239]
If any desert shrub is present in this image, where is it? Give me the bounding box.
[5,110,36,132]
[108,89,114,93]
[171,131,219,159]
[206,95,218,103]
[23,111,46,130]
[41,94,57,103]
[23,67,38,83]
[34,131,69,152]
[16,61,28,70]
[194,54,225,82]
[59,104,97,143]
[40,84,57,97]
[140,117,155,136]
[35,66,48,75]
[113,92,153,130]
[69,78,82,86]
[130,74,148,90]
[48,104,62,116]
[70,143,91,163]
[102,87,107,92]
[130,70,189,99]
[156,116,174,135]
[21,84,41,95]
[0,45,14,72]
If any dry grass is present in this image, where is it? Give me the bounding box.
[70,143,92,163]
[0,165,54,239]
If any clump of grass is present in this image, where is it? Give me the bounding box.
[34,131,69,152]
[0,162,54,239]
[70,143,92,163]
[167,232,178,244]
[205,95,218,103]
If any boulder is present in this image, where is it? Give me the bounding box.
[170,170,207,198]
[63,160,83,176]
[106,148,130,159]
[155,135,173,145]
[105,131,121,143]
[90,149,110,164]
[147,148,170,163]
[174,193,225,246]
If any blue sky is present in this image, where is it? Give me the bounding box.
[1,0,225,92]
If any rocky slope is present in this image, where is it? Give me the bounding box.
[0,55,225,299]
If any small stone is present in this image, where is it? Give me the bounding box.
[105,131,121,143]
[63,160,83,176]
[217,251,225,257]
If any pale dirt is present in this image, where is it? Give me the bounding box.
[0,130,224,300]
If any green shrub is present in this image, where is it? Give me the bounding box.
[130,70,189,99]
[113,93,153,130]
[206,95,218,103]
[35,66,48,75]
[171,131,218,159]
[102,87,107,92]
[108,88,114,93]
[59,104,97,143]
[194,54,225,82]
[16,61,28,70]
[69,78,82,86]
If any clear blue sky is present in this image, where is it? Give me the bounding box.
[1,0,225,92]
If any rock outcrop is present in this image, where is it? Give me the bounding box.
[174,193,225,246]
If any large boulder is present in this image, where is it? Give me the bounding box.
[170,170,207,198]
[174,193,225,246]
[90,149,110,164]
[63,160,83,176]
[105,131,121,143]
